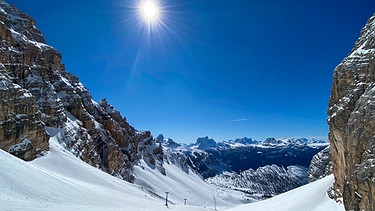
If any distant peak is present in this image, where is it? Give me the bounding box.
[156,134,164,143]
[194,136,217,150]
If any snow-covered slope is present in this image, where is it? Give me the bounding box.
[0,134,248,210]
[228,175,344,211]
[1,138,157,210]
[134,160,250,207]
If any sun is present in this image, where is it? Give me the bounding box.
[140,0,159,23]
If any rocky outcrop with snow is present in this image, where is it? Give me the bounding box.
[215,137,259,148]
[0,2,164,182]
[191,136,217,150]
[327,13,375,210]
[307,146,332,183]
[206,165,308,199]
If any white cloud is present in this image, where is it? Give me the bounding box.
[225,118,248,123]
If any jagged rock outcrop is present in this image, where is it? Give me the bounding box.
[0,2,164,182]
[328,14,375,211]
[307,146,332,183]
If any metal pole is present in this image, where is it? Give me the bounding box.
[165,192,169,207]
[184,198,187,205]
[213,195,217,210]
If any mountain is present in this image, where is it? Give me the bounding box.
[175,136,328,178]
[190,136,217,150]
[206,165,307,199]
[327,13,375,210]
[0,2,164,183]
[157,135,328,198]
[222,137,259,146]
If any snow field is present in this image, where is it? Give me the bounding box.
[134,159,249,208]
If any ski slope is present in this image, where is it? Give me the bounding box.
[0,137,212,211]
[228,174,344,211]
[134,159,249,208]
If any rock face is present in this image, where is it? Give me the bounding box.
[0,2,164,182]
[307,146,332,183]
[328,14,375,210]
[0,3,50,160]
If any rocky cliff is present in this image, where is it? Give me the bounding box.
[307,146,332,183]
[328,14,375,210]
[0,2,164,182]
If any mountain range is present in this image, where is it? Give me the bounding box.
[158,134,327,176]
[156,134,328,198]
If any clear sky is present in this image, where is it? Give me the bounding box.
[7,0,374,143]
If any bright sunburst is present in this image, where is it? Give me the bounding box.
[119,0,181,45]
[139,0,160,24]
[140,1,159,22]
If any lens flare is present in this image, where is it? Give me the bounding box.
[140,1,159,23]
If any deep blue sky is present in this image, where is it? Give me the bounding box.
[8,0,374,143]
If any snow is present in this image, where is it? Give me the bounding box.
[0,74,22,90]
[0,136,212,211]
[8,28,51,51]
[0,132,342,211]
[8,138,31,153]
[228,174,344,211]
[134,160,248,208]
[0,7,6,14]
[19,92,33,98]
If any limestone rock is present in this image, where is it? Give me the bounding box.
[0,65,48,160]
[328,14,375,211]
[307,146,332,183]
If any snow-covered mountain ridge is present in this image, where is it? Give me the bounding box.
[186,136,328,150]
[158,134,328,178]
